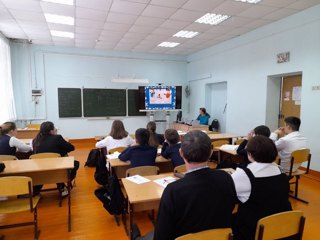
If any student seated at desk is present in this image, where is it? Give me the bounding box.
[33,121,79,196]
[133,130,236,240]
[146,121,164,148]
[118,128,157,167]
[96,120,134,152]
[232,136,292,240]
[161,129,184,167]
[0,122,32,156]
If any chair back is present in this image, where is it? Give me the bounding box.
[0,155,17,160]
[291,149,311,164]
[255,210,305,240]
[109,147,126,154]
[174,164,186,173]
[26,124,41,130]
[176,228,233,240]
[0,176,32,196]
[29,152,61,159]
[126,166,160,177]
[234,138,244,145]
[212,140,229,148]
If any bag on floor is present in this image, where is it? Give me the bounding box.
[94,175,126,215]
[85,149,99,167]
[94,149,109,186]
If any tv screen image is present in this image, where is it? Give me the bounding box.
[145,86,176,110]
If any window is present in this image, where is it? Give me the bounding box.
[0,35,16,123]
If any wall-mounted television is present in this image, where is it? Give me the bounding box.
[138,86,182,110]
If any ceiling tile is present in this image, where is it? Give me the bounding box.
[243,19,272,29]
[32,39,53,45]
[76,7,107,21]
[219,16,253,28]
[260,0,300,8]
[134,16,166,27]
[110,1,146,15]
[262,8,298,20]
[76,26,102,34]
[107,12,138,24]
[287,0,320,10]
[182,0,224,11]
[160,19,190,30]
[76,0,113,11]
[1,0,42,12]
[150,0,189,8]
[76,18,104,29]
[170,9,204,21]
[103,22,132,32]
[9,9,46,22]
[238,5,278,18]
[128,25,155,34]
[76,32,100,40]
[141,5,177,18]
[212,0,252,15]
[151,27,178,36]
[47,23,74,32]
[184,22,214,32]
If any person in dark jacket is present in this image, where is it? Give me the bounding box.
[32,121,78,196]
[133,130,236,240]
[161,129,184,167]
[119,128,157,167]
[232,136,292,240]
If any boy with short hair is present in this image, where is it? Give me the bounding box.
[161,129,184,167]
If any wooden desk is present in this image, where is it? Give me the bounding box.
[171,123,208,131]
[122,174,175,240]
[0,157,74,231]
[17,129,39,139]
[208,133,242,143]
[216,146,245,164]
[108,156,173,178]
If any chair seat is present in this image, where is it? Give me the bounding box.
[290,169,306,176]
[0,196,40,214]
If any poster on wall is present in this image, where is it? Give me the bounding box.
[292,86,301,101]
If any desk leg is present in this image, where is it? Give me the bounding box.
[218,151,221,164]
[129,204,133,240]
[67,170,72,232]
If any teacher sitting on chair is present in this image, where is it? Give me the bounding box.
[196,107,210,125]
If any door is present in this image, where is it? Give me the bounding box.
[279,75,301,127]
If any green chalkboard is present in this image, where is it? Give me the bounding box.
[128,89,146,116]
[83,88,126,117]
[58,88,82,118]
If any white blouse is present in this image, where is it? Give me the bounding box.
[95,135,134,151]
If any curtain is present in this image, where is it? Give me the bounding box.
[0,35,16,124]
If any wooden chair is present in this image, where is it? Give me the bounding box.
[0,155,17,160]
[29,152,61,159]
[0,176,40,240]
[176,228,233,240]
[26,123,41,130]
[212,140,229,163]
[174,164,186,173]
[126,166,160,177]
[108,147,126,154]
[279,148,311,204]
[212,140,230,148]
[234,138,244,145]
[255,210,305,240]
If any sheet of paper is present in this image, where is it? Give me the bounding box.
[220,144,239,151]
[126,175,150,184]
[153,176,176,188]
[106,151,120,159]
[157,148,161,154]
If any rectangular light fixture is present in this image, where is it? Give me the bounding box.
[195,13,230,25]
[42,0,74,5]
[44,13,74,25]
[111,78,149,84]
[158,42,180,48]
[173,31,199,38]
[50,30,74,38]
[234,0,262,3]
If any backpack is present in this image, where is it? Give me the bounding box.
[94,149,109,186]
[94,175,126,215]
[209,119,219,131]
[85,149,99,167]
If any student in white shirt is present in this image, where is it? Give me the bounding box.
[95,120,134,152]
[0,122,32,156]
[270,116,307,172]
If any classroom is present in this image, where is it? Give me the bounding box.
[1,0,320,239]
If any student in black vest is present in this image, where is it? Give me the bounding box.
[119,128,157,167]
[133,130,236,240]
[0,122,32,156]
[232,136,292,240]
[32,121,79,196]
[161,129,184,167]
[146,121,164,148]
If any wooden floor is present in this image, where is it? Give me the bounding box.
[1,139,319,240]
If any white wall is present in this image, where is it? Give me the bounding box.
[187,5,320,171]
[10,44,187,139]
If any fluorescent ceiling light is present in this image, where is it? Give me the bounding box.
[44,13,74,25]
[42,0,74,5]
[50,30,74,38]
[158,42,180,48]
[234,0,262,3]
[195,13,230,25]
[111,78,149,83]
[173,31,199,39]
